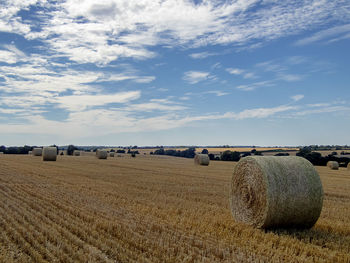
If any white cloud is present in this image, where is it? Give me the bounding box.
[183,71,211,84]
[2,1,348,65]
[291,94,304,102]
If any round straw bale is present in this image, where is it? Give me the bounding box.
[230,156,323,229]
[32,148,43,156]
[28,151,32,155]
[42,147,57,161]
[0,152,3,154]
[109,152,115,157]
[96,150,108,159]
[73,150,81,156]
[327,161,339,170]
[194,154,210,166]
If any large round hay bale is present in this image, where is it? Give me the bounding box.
[230,156,323,229]
[327,161,339,170]
[32,148,43,156]
[73,150,81,156]
[28,151,32,155]
[194,154,210,166]
[42,147,57,161]
[109,152,115,157]
[96,150,108,159]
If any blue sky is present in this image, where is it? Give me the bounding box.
[0,0,349,146]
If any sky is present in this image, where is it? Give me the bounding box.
[0,0,349,146]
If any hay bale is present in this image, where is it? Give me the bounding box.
[42,147,57,161]
[230,156,323,229]
[96,150,108,159]
[28,151,32,155]
[109,152,115,157]
[347,162,350,171]
[327,161,339,170]
[32,148,43,156]
[73,150,81,156]
[0,152,3,154]
[194,154,210,166]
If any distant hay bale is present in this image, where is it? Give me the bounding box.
[0,152,3,155]
[327,161,339,170]
[73,150,81,156]
[109,152,115,157]
[28,151,32,155]
[96,150,108,159]
[230,156,323,229]
[42,147,57,161]
[194,154,210,166]
[32,148,43,156]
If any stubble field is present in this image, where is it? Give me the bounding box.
[0,154,349,262]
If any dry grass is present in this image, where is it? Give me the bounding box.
[0,154,349,262]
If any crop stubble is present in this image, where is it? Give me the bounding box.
[0,154,349,262]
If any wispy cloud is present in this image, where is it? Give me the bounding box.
[189,52,217,59]
[226,68,256,79]
[183,71,212,84]
[236,80,275,91]
[295,24,350,46]
[291,94,304,102]
[204,90,229,97]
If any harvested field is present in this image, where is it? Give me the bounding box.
[0,154,349,262]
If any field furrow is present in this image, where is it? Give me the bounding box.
[0,155,349,262]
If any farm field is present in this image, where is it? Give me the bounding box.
[0,154,349,262]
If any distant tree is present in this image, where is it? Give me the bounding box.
[154,148,165,155]
[331,151,337,155]
[254,151,263,156]
[241,152,251,158]
[116,149,126,153]
[251,149,257,154]
[201,149,209,154]
[0,145,6,153]
[67,145,77,156]
[221,151,240,162]
[110,149,115,152]
[274,153,290,156]
[208,153,215,160]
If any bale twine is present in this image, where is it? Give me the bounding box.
[42,147,57,161]
[73,150,81,156]
[230,156,323,229]
[327,161,339,170]
[28,151,32,155]
[32,148,43,156]
[109,152,115,157]
[96,150,108,159]
[194,154,210,166]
